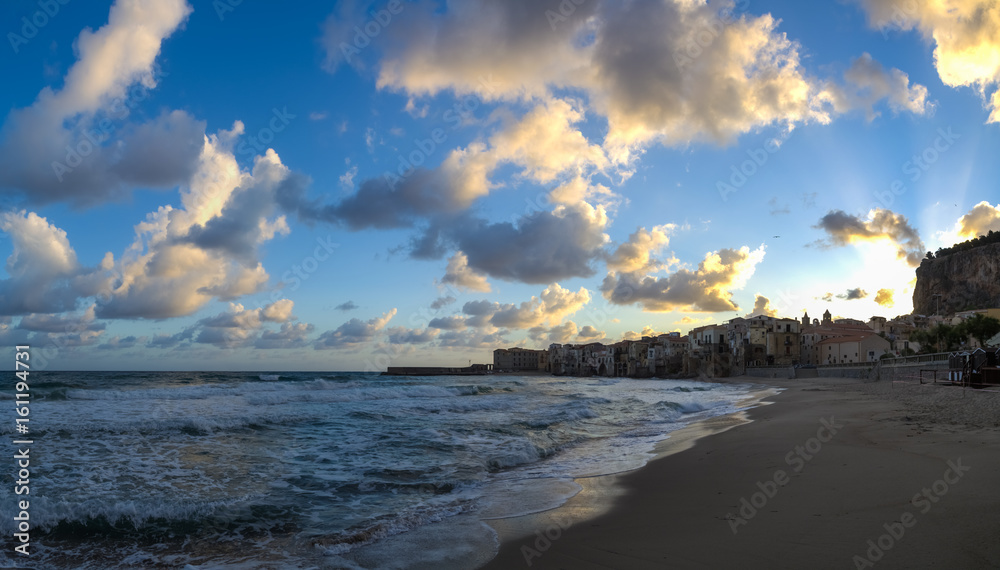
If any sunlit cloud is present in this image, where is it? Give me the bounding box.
[602,245,766,313]
[875,288,895,307]
[859,0,1000,121]
[956,201,1000,238]
[814,208,925,267]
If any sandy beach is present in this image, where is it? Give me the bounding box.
[480,376,1000,569]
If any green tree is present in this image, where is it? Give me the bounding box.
[958,314,1000,348]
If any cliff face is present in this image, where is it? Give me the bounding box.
[913,242,1000,315]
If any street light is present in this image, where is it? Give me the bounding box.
[932,294,943,352]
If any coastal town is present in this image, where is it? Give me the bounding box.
[492,308,1000,378]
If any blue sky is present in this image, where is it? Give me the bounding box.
[1,0,999,370]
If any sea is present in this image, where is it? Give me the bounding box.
[0,371,764,569]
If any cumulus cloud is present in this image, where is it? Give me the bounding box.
[956,201,1000,238]
[440,251,491,292]
[372,0,927,159]
[191,299,301,349]
[602,245,766,313]
[874,288,895,307]
[534,321,579,345]
[254,322,315,349]
[748,294,779,317]
[97,129,296,319]
[315,309,397,349]
[148,328,194,349]
[18,305,104,334]
[295,99,608,232]
[425,284,594,338]
[640,325,667,338]
[301,165,481,231]
[386,326,439,344]
[483,99,609,183]
[820,53,931,120]
[814,209,925,267]
[428,316,468,330]
[838,288,869,300]
[307,0,933,294]
[0,0,203,206]
[444,203,610,284]
[606,225,674,274]
[335,301,359,311]
[436,328,509,349]
[577,325,605,342]
[859,0,1000,121]
[430,296,456,310]
[489,284,592,329]
[0,211,110,315]
[310,0,931,293]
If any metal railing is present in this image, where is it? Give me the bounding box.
[876,352,951,366]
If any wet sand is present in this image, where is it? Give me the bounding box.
[479,376,1000,569]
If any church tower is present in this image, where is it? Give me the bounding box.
[822,309,832,325]
[802,312,810,327]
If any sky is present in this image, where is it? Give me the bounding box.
[1,0,1000,371]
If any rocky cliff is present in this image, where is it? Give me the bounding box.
[913,242,1000,315]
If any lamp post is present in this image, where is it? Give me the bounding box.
[932,294,943,352]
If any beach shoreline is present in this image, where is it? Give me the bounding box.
[478,375,1000,569]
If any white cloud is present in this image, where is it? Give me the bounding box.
[814,209,925,267]
[488,283,592,329]
[606,225,675,274]
[440,251,491,292]
[372,0,927,159]
[860,0,1000,121]
[0,211,108,315]
[189,299,302,349]
[315,309,397,349]
[97,128,296,319]
[956,201,1000,238]
[0,0,202,206]
[603,245,766,313]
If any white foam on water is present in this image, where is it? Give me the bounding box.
[17,372,761,568]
